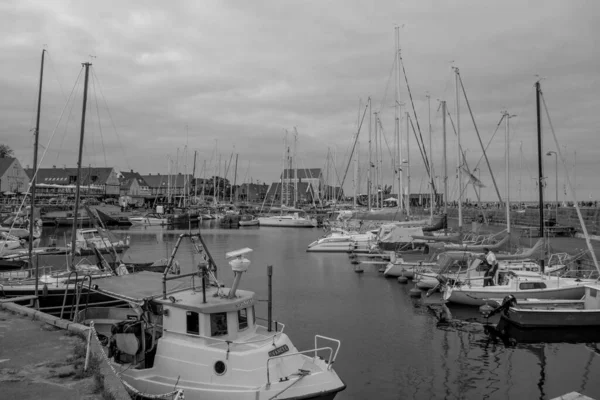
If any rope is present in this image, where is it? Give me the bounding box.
[88,322,184,399]
[268,369,310,400]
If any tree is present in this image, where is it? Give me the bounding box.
[0,144,14,158]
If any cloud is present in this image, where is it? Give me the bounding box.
[1,0,600,202]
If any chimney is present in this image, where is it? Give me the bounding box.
[130,169,133,173]
[53,165,56,168]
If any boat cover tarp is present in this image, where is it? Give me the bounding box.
[378,225,426,245]
[91,271,192,303]
[427,233,510,253]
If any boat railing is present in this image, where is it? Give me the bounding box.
[266,346,335,388]
[0,264,55,283]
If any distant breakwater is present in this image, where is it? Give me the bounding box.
[444,206,600,235]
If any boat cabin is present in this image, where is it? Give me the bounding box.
[155,286,258,343]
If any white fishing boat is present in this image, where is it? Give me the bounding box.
[258,212,317,228]
[128,212,168,226]
[77,235,346,400]
[307,229,377,253]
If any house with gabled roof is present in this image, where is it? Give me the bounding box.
[264,181,317,205]
[119,170,150,197]
[0,157,29,194]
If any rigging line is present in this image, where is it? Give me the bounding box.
[54,67,84,166]
[93,68,131,170]
[1,68,84,254]
[446,109,484,205]
[376,53,398,115]
[408,114,432,186]
[91,69,108,167]
[399,55,430,176]
[334,101,370,204]
[457,72,503,204]
[540,90,600,273]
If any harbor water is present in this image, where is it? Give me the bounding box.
[47,222,600,399]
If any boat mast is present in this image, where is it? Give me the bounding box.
[70,62,91,270]
[406,111,410,217]
[192,150,197,205]
[294,127,299,208]
[368,99,372,211]
[505,111,516,235]
[280,133,285,211]
[31,49,45,301]
[442,101,448,216]
[455,67,463,230]
[374,111,379,208]
[395,26,402,211]
[427,94,433,219]
[233,153,238,204]
[536,81,545,273]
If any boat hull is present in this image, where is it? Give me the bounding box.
[502,307,600,328]
[446,285,586,306]
[257,217,316,228]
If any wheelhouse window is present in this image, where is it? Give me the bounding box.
[519,282,547,290]
[252,305,256,325]
[186,311,199,335]
[238,308,248,331]
[210,312,228,336]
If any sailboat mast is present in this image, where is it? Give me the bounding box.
[505,111,515,234]
[233,153,238,204]
[536,81,545,273]
[427,94,433,218]
[395,26,402,211]
[406,111,411,217]
[294,128,298,208]
[442,101,448,215]
[31,48,45,300]
[374,111,379,208]
[70,62,91,269]
[368,99,372,211]
[455,67,463,230]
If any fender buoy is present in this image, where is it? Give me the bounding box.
[409,287,422,297]
[397,276,408,284]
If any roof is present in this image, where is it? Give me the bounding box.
[281,168,322,180]
[265,181,315,197]
[91,271,192,303]
[25,167,116,185]
[119,171,149,189]
[141,174,192,189]
[0,157,15,177]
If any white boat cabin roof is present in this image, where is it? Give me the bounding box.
[155,286,255,314]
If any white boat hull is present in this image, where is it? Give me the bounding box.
[129,217,168,226]
[445,284,586,306]
[258,217,317,228]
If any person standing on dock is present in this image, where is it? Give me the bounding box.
[482,247,498,287]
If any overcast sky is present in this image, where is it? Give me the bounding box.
[2,0,599,202]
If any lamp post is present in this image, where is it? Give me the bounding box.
[546,151,558,215]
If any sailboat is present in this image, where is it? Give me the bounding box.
[438,81,596,306]
[258,131,317,228]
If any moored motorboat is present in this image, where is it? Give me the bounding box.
[489,283,600,328]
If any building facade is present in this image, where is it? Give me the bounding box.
[0,157,30,194]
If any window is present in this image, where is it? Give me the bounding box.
[252,305,256,325]
[519,282,547,290]
[591,288,597,298]
[210,312,228,336]
[238,309,248,331]
[186,311,199,335]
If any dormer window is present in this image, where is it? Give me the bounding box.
[210,312,228,337]
[238,309,248,331]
